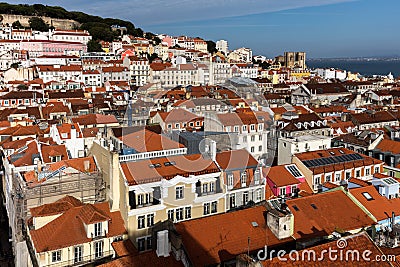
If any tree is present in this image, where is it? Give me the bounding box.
[12,20,23,29]
[206,40,218,54]
[253,59,271,70]
[28,17,49,31]
[87,40,103,52]
[146,53,159,63]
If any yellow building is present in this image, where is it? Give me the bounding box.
[90,134,225,250]
[28,196,127,267]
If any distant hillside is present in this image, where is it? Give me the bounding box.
[0,2,145,41]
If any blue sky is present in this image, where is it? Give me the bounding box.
[7,0,400,58]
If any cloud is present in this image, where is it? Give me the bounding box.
[7,0,356,26]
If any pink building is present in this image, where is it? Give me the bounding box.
[266,164,305,198]
[20,40,86,57]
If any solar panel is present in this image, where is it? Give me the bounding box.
[301,153,365,168]
[286,165,302,178]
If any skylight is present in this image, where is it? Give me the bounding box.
[285,165,303,178]
[362,192,374,201]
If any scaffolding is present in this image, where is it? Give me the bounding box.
[9,169,106,266]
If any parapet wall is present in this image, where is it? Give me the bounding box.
[1,14,80,29]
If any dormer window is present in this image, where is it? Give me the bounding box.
[51,155,62,162]
[241,172,247,187]
[94,222,102,237]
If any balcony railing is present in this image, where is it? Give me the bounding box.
[41,250,113,267]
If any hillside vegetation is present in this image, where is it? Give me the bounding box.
[0,2,145,41]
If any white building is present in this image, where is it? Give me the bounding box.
[216,40,228,55]
[49,123,86,158]
[278,135,332,165]
[51,29,92,44]
[228,47,253,63]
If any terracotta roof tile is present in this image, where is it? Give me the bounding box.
[30,201,126,252]
[121,154,220,185]
[216,149,258,170]
[287,189,375,239]
[265,232,390,266]
[119,129,184,152]
[267,164,303,187]
[175,205,293,266]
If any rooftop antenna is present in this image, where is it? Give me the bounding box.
[247,236,250,256]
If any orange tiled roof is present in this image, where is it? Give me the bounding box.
[41,144,69,164]
[30,195,83,217]
[121,154,220,185]
[216,149,258,170]
[119,129,184,152]
[287,189,375,239]
[267,165,302,187]
[175,205,293,266]
[265,232,389,266]
[350,185,400,221]
[72,114,118,126]
[376,139,400,154]
[30,201,126,252]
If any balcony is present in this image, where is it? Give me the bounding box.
[41,250,113,267]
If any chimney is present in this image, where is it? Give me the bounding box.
[84,160,90,172]
[156,230,170,257]
[392,211,396,230]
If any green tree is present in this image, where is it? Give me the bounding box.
[206,40,218,54]
[87,40,104,52]
[12,20,23,29]
[146,53,159,63]
[28,17,49,31]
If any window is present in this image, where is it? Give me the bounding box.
[94,222,102,237]
[185,207,191,219]
[229,194,236,209]
[228,174,234,187]
[138,215,145,229]
[147,214,154,227]
[241,172,247,186]
[146,236,152,250]
[234,126,239,132]
[356,170,361,178]
[202,183,208,193]
[176,186,184,199]
[74,246,83,263]
[250,125,255,131]
[176,208,184,221]
[94,241,103,258]
[211,201,218,213]
[251,146,254,153]
[335,173,341,182]
[291,186,297,194]
[138,238,146,252]
[325,174,331,182]
[375,166,380,173]
[345,171,351,179]
[365,167,370,176]
[259,145,262,152]
[243,136,247,142]
[206,182,213,193]
[280,187,286,196]
[256,189,262,202]
[204,203,210,215]
[243,192,249,204]
[52,250,61,262]
[251,135,255,142]
[242,125,247,132]
[167,210,174,221]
